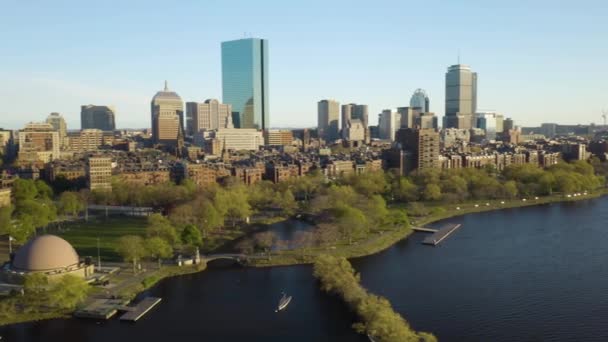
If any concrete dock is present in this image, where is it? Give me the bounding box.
[422,224,462,246]
[119,297,162,322]
[412,227,439,233]
[74,298,128,320]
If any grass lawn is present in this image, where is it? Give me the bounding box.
[50,216,148,262]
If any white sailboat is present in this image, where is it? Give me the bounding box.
[275,293,292,312]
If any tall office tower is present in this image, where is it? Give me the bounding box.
[186,99,233,135]
[81,105,116,131]
[341,104,369,140]
[222,38,269,130]
[151,81,184,145]
[444,64,477,129]
[46,112,68,148]
[396,128,440,172]
[397,107,421,128]
[378,110,400,141]
[86,156,112,191]
[317,99,340,142]
[503,118,514,132]
[410,89,430,112]
[18,122,60,163]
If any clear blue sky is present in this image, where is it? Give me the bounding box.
[1,0,607,129]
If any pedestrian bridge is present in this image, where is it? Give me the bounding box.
[202,253,267,263]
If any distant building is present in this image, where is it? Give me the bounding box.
[0,188,10,207]
[378,110,400,141]
[186,99,232,135]
[341,104,369,141]
[18,122,60,163]
[151,81,183,145]
[344,119,366,143]
[267,130,293,146]
[410,89,430,112]
[81,105,116,131]
[86,156,112,191]
[67,129,112,152]
[475,112,502,140]
[503,118,515,132]
[317,99,340,142]
[0,129,14,158]
[222,38,269,131]
[540,123,558,138]
[213,128,264,151]
[397,107,420,129]
[417,112,438,129]
[46,112,68,148]
[445,64,477,129]
[441,128,471,148]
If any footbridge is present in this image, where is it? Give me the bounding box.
[202,253,267,263]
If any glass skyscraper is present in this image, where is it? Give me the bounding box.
[221,38,269,131]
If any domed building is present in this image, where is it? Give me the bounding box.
[1,235,94,284]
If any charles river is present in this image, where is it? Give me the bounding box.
[3,197,608,341]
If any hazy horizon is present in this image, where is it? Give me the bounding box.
[1,0,606,130]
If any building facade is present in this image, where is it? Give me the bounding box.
[317,99,340,142]
[86,156,112,191]
[379,110,400,141]
[267,130,294,146]
[222,38,269,131]
[445,64,477,129]
[18,122,60,163]
[213,128,264,151]
[186,99,232,135]
[151,81,184,145]
[81,105,116,131]
[46,112,68,148]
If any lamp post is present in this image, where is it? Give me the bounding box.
[97,237,101,270]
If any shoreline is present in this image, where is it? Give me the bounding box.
[249,189,608,267]
[2,189,606,327]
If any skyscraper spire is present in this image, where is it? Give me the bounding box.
[164,80,168,91]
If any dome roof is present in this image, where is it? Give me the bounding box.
[12,235,80,272]
[152,81,182,102]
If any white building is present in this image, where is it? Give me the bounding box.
[212,128,264,151]
[378,110,400,141]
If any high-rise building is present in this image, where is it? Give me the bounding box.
[222,38,269,131]
[341,104,368,140]
[81,105,116,131]
[410,89,430,112]
[503,118,515,132]
[445,64,477,129]
[378,110,400,141]
[317,99,340,142]
[86,156,112,191]
[46,112,68,148]
[397,107,421,129]
[186,99,233,135]
[151,81,184,145]
[396,128,440,172]
[417,112,438,129]
[474,111,503,141]
[18,122,60,163]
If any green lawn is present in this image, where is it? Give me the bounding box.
[52,217,147,261]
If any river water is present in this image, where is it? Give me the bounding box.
[2,197,608,341]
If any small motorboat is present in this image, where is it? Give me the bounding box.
[275,293,292,312]
[367,334,377,342]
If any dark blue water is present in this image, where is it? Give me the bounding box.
[2,198,608,341]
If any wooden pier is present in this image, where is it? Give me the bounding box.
[119,297,162,322]
[422,224,462,246]
[412,227,438,233]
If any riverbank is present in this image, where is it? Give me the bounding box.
[0,262,207,327]
[249,189,608,267]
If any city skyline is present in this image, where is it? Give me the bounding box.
[1,1,607,129]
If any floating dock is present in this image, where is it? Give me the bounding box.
[119,297,162,322]
[412,227,438,233]
[422,224,462,246]
[74,298,128,320]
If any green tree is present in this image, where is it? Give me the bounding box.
[58,191,84,217]
[254,231,277,259]
[35,180,53,199]
[392,177,419,202]
[0,205,13,235]
[12,178,38,202]
[146,213,178,245]
[423,184,442,201]
[181,224,202,246]
[116,235,147,274]
[47,275,89,309]
[145,237,173,269]
[333,204,368,244]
